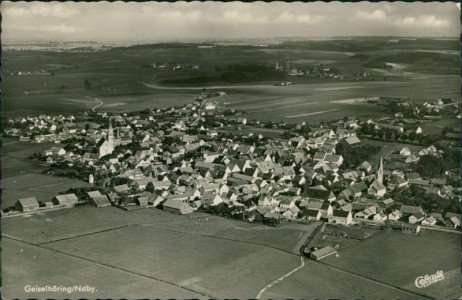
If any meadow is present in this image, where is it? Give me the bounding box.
[1,173,91,208]
[44,225,301,298]
[322,229,461,299]
[3,38,459,123]
[2,238,201,299]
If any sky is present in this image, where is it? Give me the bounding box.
[2,1,460,42]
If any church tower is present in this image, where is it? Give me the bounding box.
[108,119,114,147]
[377,156,384,185]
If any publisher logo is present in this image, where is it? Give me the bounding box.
[415,270,444,288]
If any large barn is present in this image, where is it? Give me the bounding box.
[15,197,40,213]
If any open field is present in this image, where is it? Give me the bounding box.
[1,138,57,178]
[1,173,91,208]
[322,229,461,299]
[3,38,459,122]
[3,203,458,299]
[143,216,319,254]
[2,206,208,244]
[262,260,423,299]
[2,238,202,299]
[44,225,301,298]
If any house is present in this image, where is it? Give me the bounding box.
[329,210,353,226]
[135,196,149,207]
[163,199,194,215]
[368,180,386,197]
[91,195,112,207]
[344,136,361,145]
[399,147,411,156]
[202,192,223,206]
[409,212,425,224]
[373,211,388,222]
[310,246,337,261]
[392,223,421,234]
[450,216,460,229]
[303,187,336,202]
[400,205,424,216]
[349,182,368,198]
[52,193,78,207]
[15,197,40,213]
[302,209,322,221]
[114,184,131,194]
[388,209,402,221]
[282,206,301,219]
[357,161,372,173]
[421,216,437,226]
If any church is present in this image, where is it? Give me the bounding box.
[98,120,115,158]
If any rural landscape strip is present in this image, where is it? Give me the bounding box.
[255,255,306,299]
[36,224,130,246]
[317,261,433,300]
[4,236,212,298]
[133,223,302,257]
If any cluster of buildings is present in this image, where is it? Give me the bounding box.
[4,100,460,232]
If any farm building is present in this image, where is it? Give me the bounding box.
[302,208,322,221]
[330,210,353,226]
[52,193,78,207]
[15,197,40,213]
[163,199,193,215]
[135,196,149,207]
[91,195,111,207]
[392,223,421,235]
[310,246,338,261]
[114,184,130,194]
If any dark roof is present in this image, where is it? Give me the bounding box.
[400,205,423,215]
[303,208,320,217]
[303,188,335,201]
[333,209,350,218]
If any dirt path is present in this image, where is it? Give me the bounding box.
[92,98,103,112]
[255,256,306,299]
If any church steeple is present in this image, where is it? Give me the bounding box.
[377,156,384,185]
[108,119,114,145]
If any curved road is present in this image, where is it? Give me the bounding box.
[255,256,306,299]
[92,98,103,112]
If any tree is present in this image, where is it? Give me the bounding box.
[146,181,155,193]
[84,79,92,90]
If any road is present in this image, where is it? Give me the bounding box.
[255,256,306,299]
[92,98,103,112]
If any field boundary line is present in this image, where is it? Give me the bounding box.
[317,261,433,300]
[36,225,130,246]
[255,256,306,299]
[135,224,300,257]
[3,236,211,298]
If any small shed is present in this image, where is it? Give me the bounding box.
[310,246,338,261]
[15,197,40,213]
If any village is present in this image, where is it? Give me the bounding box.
[3,92,461,259]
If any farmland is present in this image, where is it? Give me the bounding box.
[3,37,460,123]
[2,238,201,299]
[3,205,456,299]
[322,229,461,299]
[1,174,91,209]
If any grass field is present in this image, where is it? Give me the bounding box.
[3,42,459,123]
[144,216,319,254]
[1,173,91,208]
[322,229,461,299]
[3,203,459,299]
[262,260,422,299]
[2,206,208,244]
[44,225,301,298]
[2,238,201,299]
